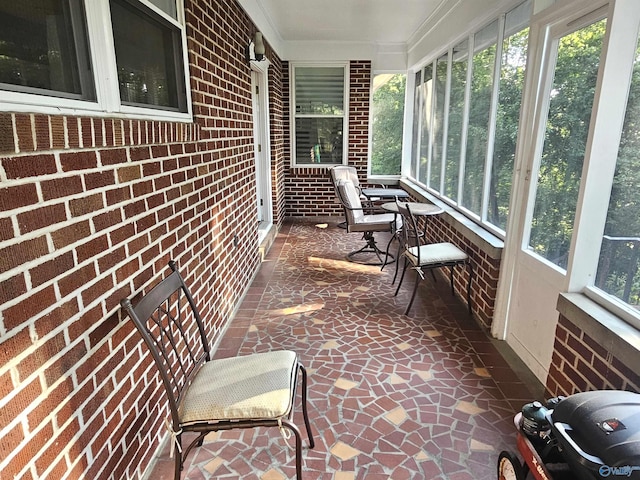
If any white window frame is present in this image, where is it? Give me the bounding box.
[566,0,640,330]
[0,0,192,122]
[290,62,349,168]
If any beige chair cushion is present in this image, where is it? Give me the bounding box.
[405,242,468,267]
[336,179,364,223]
[331,166,360,189]
[179,350,297,426]
[347,213,397,233]
[337,179,398,231]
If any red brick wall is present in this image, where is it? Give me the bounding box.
[284,61,374,217]
[0,1,283,478]
[269,57,287,227]
[546,314,640,396]
[427,217,500,328]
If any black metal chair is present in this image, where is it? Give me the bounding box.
[120,261,315,480]
[394,202,473,315]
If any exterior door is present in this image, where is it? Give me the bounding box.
[496,7,607,382]
[250,63,273,242]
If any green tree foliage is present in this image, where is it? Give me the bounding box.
[530,20,606,268]
[371,74,406,175]
[445,44,469,202]
[464,44,496,213]
[489,28,529,231]
[596,33,640,307]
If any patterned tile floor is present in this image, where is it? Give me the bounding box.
[148,219,543,480]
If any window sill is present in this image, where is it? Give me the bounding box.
[0,95,193,123]
[290,163,342,169]
[399,179,504,260]
[557,292,640,370]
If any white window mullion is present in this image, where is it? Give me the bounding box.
[177,0,193,118]
[401,70,417,178]
[426,63,435,189]
[440,50,452,194]
[415,71,425,181]
[85,0,120,113]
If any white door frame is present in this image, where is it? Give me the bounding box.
[250,60,273,244]
[492,0,610,381]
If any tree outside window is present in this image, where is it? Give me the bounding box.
[371,73,405,176]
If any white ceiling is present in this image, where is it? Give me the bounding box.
[254,0,449,45]
[238,0,523,68]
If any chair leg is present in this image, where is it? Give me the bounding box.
[347,232,388,265]
[394,259,409,296]
[282,419,304,480]
[449,266,455,295]
[405,269,422,315]
[466,261,474,314]
[392,242,402,284]
[299,364,315,448]
[381,233,396,271]
[174,434,183,480]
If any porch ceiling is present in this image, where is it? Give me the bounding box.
[254,0,448,43]
[254,0,448,45]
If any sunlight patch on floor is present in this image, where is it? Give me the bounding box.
[307,256,385,274]
[265,302,325,316]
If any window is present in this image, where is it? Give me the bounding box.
[489,11,529,232]
[463,20,498,215]
[593,27,640,320]
[0,0,190,120]
[445,39,469,202]
[529,19,605,269]
[409,70,422,180]
[0,0,94,100]
[431,54,448,191]
[370,73,406,176]
[418,64,433,186]
[409,0,530,237]
[291,65,347,166]
[111,0,187,112]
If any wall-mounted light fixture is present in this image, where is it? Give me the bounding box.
[247,31,266,62]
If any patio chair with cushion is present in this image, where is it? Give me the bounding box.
[330,165,373,228]
[394,201,473,315]
[120,261,315,480]
[335,179,398,265]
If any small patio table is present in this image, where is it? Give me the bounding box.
[360,188,410,201]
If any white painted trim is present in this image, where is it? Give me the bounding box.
[250,61,274,233]
[401,71,416,178]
